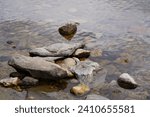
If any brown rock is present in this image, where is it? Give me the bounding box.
[73,49,90,58]
[70,84,90,96]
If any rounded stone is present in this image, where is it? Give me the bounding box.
[70,84,90,96]
[117,73,138,89]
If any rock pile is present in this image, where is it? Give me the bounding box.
[0,42,100,96]
[0,41,140,98]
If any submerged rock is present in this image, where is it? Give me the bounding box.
[21,77,39,86]
[8,55,72,80]
[0,87,27,100]
[70,84,90,96]
[70,60,100,85]
[44,91,75,100]
[117,73,138,89]
[29,42,84,57]
[73,49,90,58]
[85,94,109,100]
[0,77,21,87]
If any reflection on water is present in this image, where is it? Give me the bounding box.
[0,0,150,99]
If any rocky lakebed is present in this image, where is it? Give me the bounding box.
[0,23,150,100]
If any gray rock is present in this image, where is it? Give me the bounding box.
[8,55,72,80]
[73,49,90,58]
[21,77,39,86]
[70,60,100,85]
[85,94,109,100]
[0,77,21,87]
[36,56,63,62]
[117,73,138,89]
[29,42,84,57]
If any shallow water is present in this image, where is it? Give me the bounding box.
[0,0,150,99]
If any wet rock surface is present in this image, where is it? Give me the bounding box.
[8,55,71,80]
[70,60,100,85]
[58,23,78,40]
[70,84,90,96]
[29,42,85,57]
[21,77,39,87]
[117,73,138,89]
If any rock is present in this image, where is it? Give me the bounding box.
[70,60,100,85]
[73,49,90,58]
[8,55,72,80]
[21,77,39,86]
[117,73,138,89]
[56,57,78,69]
[29,42,84,57]
[85,94,109,100]
[0,77,21,87]
[69,78,79,84]
[58,23,78,40]
[63,58,77,67]
[37,57,63,62]
[10,72,26,79]
[70,84,90,96]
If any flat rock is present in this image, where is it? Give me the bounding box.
[29,42,84,57]
[0,77,21,87]
[36,56,63,62]
[85,94,109,100]
[117,73,138,89]
[8,55,72,80]
[73,49,90,58]
[70,60,100,85]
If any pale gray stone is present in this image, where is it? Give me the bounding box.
[8,55,72,80]
[29,42,84,57]
[70,60,100,85]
